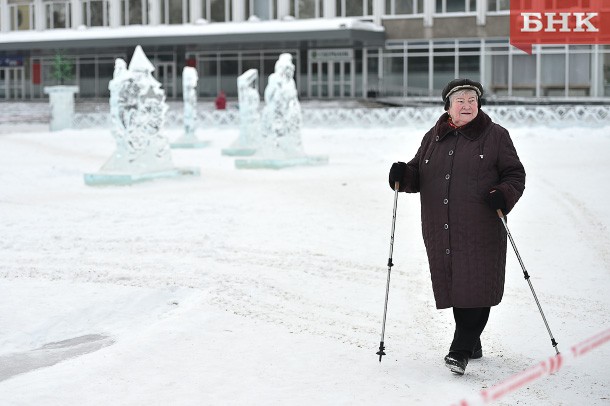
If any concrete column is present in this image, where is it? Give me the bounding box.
[71,0,82,27]
[109,0,121,27]
[423,0,433,27]
[362,47,368,98]
[591,45,600,97]
[323,0,335,18]
[372,0,383,25]
[0,0,9,32]
[191,0,202,22]
[34,0,45,30]
[276,0,289,19]
[149,0,161,25]
[476,0,486,25]
[230,0,243,21]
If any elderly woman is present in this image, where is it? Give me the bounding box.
[388,79,526,375]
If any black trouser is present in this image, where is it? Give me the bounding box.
[450,307,490,357]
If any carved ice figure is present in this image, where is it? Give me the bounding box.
[85,46,199,185]
[171,67,209,148]
[234,53,328,169]
[238,69,261,146]
[260,53,303,157]
[221,69,260,156]
[182,66,198,138]
[108,58,128,149]
[102,45,172,173]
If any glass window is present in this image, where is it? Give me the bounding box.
[9,1,35,30]
[161,0,188,24]
[383,55,404,96]
[568,53,590,95]
[385,0,423,15]
[436,0,475,13]
[122,0,147,25]
[490,54,508,94]
[293,0,320,19]
[407,56,428,96]
[79,60,96,98]
[83,0,109,26]
[45,0,71,29]
[241,58,261,74]
[458,55,480,81]
[446,0,465,12]
[199,59,218,97]
[487,0,509,12]
[512,54,535,95]
[541,54,564,87]
[433,55,454,92]
[366,53,380,97]
[249,0,274,20]
[98,60,114,98]
[337,0,372,17]
[604,53,610,97]
[205,0,231,22]
[219,58,238,95]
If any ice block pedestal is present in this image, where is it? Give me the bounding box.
[44,86,79,131]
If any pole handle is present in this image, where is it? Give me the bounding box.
[394,181,399,191]
[496,209,504,218]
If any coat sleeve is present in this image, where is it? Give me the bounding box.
[398,133,429,193]
[493,129,526,214]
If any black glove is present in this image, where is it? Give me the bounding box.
[388,162,407,190]
[486,189,507,212]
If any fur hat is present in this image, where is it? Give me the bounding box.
[442,79,484,110]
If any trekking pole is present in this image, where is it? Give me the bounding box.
[497,209,560,355]
[377,181,400,362]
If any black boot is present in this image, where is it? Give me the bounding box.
[471,341,483,360]
[444,351,469,375]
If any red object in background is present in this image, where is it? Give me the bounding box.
[186,58,197,68]
[32,63,41,84]
[215,91,226,110]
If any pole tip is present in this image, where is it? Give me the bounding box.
[376,343,386,362]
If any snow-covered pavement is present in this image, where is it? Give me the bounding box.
[0,123,608,405]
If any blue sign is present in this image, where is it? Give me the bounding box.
[0,57,24,67]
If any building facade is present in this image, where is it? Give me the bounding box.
[1,0,609,101]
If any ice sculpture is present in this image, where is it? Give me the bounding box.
[235,53,328,169]
[171,66,209,148]
[84,46,199,185]
[221,68,260,156]
[43,85,79,131]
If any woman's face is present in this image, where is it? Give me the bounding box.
[448,90,479,127]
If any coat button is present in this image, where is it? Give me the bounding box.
[443,198,448,204]
[445,174,450,180]
[435,136,439,141]
[446,249,450,254]
[444,224,449,229]
[449,150,454,155]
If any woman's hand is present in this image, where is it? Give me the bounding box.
[486,189,507,212]
[389,162,407,190]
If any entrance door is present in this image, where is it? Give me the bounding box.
[0,67,25,99]
[308,49,355,98]
[154,62,176,99]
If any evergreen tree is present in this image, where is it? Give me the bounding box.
[52,54,74,85]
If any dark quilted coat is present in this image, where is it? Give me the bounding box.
[398,110,525,309]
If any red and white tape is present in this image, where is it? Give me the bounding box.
[450,327,610,406]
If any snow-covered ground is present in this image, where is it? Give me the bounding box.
[0,121,609,405]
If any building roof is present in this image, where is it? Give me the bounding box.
[0,18,386,51]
